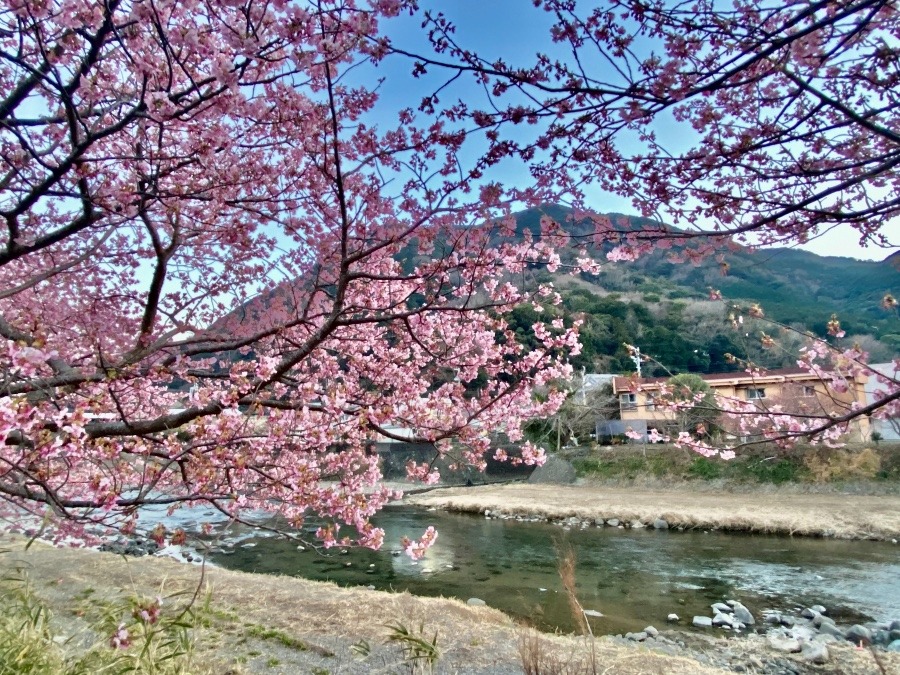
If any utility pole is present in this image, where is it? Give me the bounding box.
[630,347,642,377]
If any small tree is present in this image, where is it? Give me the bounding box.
[666,374,718,436]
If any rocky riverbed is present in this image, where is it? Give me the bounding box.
[408,483,900,540]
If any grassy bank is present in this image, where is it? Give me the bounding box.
[0,536,734,675]
[568,442,900,488]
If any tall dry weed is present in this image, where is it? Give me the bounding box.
[804,448,881,481]
[549,540,597,675]
[516,630,597,675]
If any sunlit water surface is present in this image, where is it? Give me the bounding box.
[178,506,900,635]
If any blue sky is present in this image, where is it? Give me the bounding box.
[369,2,897,262]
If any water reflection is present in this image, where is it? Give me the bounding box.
[206,507,899,635]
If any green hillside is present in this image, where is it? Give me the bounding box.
[508,205,900,374]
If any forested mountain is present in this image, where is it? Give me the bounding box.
[510,205,900,376]
[214,204,898,378]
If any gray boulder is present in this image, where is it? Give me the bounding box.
[606,518,620,527]
[873,629,891,646]
[712,613,733,627]
[812,614,835,628]
[466,597,486,606]
[711,602,732,614]
[887,639,900,653]
[693,616,713,628]
[732,602,755,625]
[845,624,872,645]
[644,626,659,638]
[667,613,680,622]
[800,642,829,664]
[653,518,669,530]
[818,622,844,638]
[528,455,577,484]
[810,604,827,615]
[768,635,801,653]
[764,613,782,625]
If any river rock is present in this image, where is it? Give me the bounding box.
[712,613,733,627]
[606,518,620,527]
[873,629,891,646]
[887,639,900,653]
[667,613,680,622]
[732,602,755,625]
[800,607,817,619]
[630,520,645,529]
[712,602,732,614]
[768,635,801,653]
[844,624,872,645]
[812,613,834,628]
[890,619,900,631]
[653,518,669,530]
[527,455,577,484]
[626,631,648,641]
[800,642,829,664]
[818,622,844,638]
[791,624,818,642]
[644,626,659,638]
[693,616,713,628]
[810,604,827,615]
[466,598,486,606]
[99,537,161,557]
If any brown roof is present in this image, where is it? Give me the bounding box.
[613,367,824,393]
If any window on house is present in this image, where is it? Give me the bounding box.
[645,394,656,412]
[802,385,816,397]
[619,393,637,411]
[745,388,766,400]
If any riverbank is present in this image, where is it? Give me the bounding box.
[1,535,896,675]
[406,483,900,540]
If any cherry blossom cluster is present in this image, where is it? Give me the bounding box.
[0,0,585,556]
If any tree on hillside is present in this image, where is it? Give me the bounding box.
[0,0,586,552]
[666,374,718,435]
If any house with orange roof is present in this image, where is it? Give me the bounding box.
[611,367,870,442]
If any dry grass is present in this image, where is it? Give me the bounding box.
[515,629,727,675]
[407,483,900,539]
[804,447,882,481]
[0,535,741,674]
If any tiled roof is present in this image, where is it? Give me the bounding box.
[613,367,825,393]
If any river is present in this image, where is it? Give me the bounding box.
[198,506,900,635]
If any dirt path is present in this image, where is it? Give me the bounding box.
[406,483,900,540]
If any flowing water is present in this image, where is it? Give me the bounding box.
[201,506,900,635]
